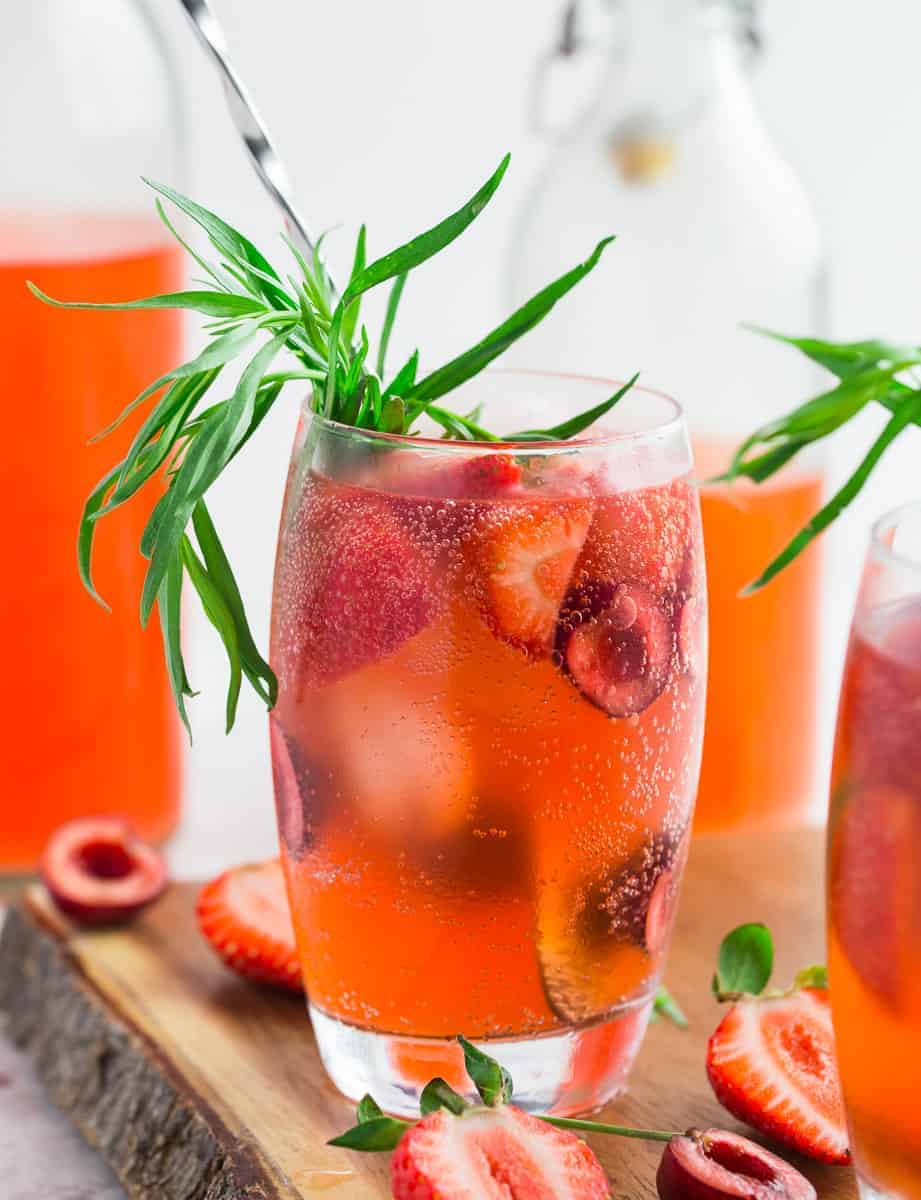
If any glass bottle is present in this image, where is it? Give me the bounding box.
[0,0,187,872]
[511,0,827,832]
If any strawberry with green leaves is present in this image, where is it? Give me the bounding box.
[706,923,849,1165]
[330,1035,817,1200]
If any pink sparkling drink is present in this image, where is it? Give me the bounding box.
[269,373,707,1115]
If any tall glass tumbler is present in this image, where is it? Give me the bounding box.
[269,372,707,1116]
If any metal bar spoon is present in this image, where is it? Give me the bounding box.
[176,0,337,293]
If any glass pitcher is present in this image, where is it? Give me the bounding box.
[511,0,827,832]
[0,0,187,872]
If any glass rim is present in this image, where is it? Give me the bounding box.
[870,499,921,571]
[306,368,685,453]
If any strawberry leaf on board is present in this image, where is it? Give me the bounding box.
[458,1036,513,1108]
[419,1078,469,1117]
[712,923,774,1000]
[327,1116,411,1152]
[356,1094,385,1123]
[793,964,829,991]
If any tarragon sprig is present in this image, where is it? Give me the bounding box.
[723,327,921,592]
[30,156,636,733]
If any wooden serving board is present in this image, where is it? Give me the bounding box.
[0,832,855,1200]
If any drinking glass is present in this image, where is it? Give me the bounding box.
[828,501,921,1197]
[270,371,707,1116]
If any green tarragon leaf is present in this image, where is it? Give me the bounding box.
[323,155,511,415]
[37,156,639,732]
[743,392,921,593]
[746,325,921,381]
[158,553,194,737]
[142,178,293,310]
[26,281,266,320]
[403,236,615,414]
[509,373,639,442]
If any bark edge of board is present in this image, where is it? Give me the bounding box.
[0,897,282,1200]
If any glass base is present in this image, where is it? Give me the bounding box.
[309,997,653,1118]
[856,1170,913,1200]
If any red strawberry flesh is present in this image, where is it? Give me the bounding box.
[40,816,167,926]
[196,860,303,992]
[557,579,674,716]
[645,868,677,958]
[390,1106,609,1200]
[706,990,849,1164]
[657,1129,816,1200]
[284,478,444,688]
[476,502,593,654]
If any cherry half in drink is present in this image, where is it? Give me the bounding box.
[828,504,921,1199]
[269,374,706,1116]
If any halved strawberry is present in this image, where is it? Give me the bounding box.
[280,476,445,689]
[473,501,593,654]
[390,1105,610,1200]
[577,476,696,595]
[196,860,303,993]
[706,989,850,1165]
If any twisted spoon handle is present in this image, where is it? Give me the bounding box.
[177,0,335,288]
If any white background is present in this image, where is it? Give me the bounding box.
[152,0,921,875]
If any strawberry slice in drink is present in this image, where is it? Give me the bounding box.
[269,718,332,860]
[578,477,696,596]
[829,782,921,1006]
[472,500,594,655]
[706,988,850,1165]
[390,1105,610,1200]
[278,474,445,689]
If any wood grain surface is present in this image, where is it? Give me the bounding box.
[0,831,856,1199]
